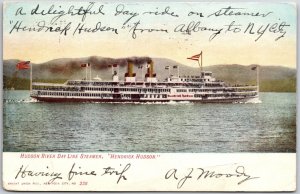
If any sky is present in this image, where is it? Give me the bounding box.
[3,1,297,68]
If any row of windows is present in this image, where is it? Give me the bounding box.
[205,83,223,87]
[189,89,225,93]
[177,89,187,92]
[37,91,169,99]
[120,94,168,99]
[38,91,112,98]
[33,86,81,91]
[67,81,204,86]
[194,93,232,98]
[67,81,116,86]
[35,86,171,93]
[71,87,173,93]
[67,81,217,88]
[194,93,256,98]
[174,78,203,82]
[85,87,113,91]
[35,86,243,93]
[142,94,167,99]
[36,89,256,96]
[37,91,256,99]
[226,88,258,92]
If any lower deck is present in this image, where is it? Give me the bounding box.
[31,92,258,103]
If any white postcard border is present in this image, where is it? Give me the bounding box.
[2,152,296,191]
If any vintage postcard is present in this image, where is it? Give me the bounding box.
[2,1,296,191]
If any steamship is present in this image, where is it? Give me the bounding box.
[30,58,259,103]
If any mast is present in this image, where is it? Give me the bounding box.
[89,63,92,80]
[257,66,259,97]
[85,65,88,80]
[200,51,203,72]
[141,65,144,81]
[251,65,259,98]
[198,51,203,77]
[117,65,119,76]
[30,63,32,91]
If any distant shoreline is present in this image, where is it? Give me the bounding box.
[3,57,296,93]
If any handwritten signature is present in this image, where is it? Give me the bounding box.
[165,165,259,189]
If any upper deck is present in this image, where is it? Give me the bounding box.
[32,60,257,93]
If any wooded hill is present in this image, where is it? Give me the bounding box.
[3,57,296,92]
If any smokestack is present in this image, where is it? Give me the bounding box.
[147,60,154,78]
[125,61,136,77]
[128,61,133,77]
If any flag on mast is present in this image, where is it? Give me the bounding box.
[16,61,32,90]
[16,61,30,70]
[187,51,203,74]
[187,52,202,61]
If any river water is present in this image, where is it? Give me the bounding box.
[3,91,296,152]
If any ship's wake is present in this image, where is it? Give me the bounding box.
[234,98,262,104]
[167,101,192,105]
[4,98,39,103]
[4,99,261,104]
[245,97,262,104]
